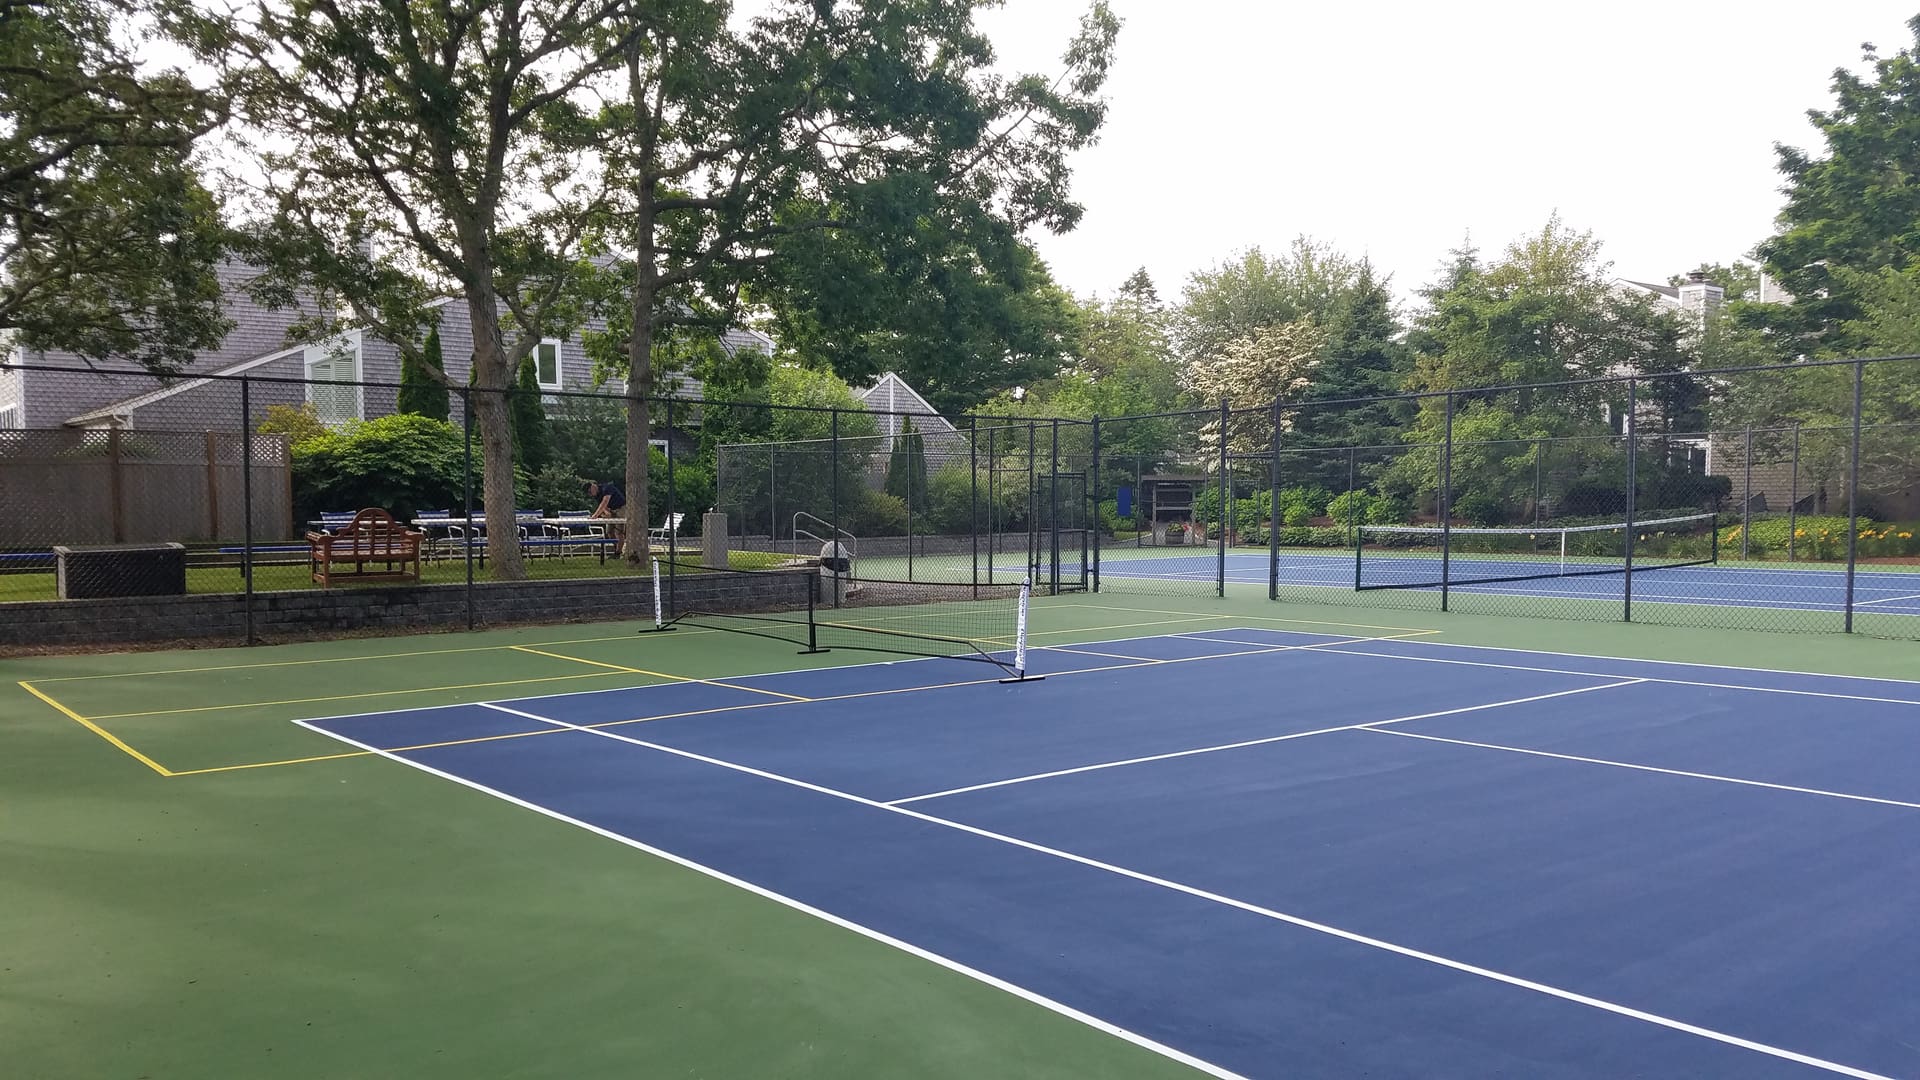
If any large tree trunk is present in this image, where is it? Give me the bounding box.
[466,296,527,580]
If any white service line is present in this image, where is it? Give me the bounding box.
[1365,729,1920,811]
[884,680,1646,806]
[1854,592,1920,608]
[447,701,1897,1080]
[1312,645,1920,708]
[292,719,1245,1080]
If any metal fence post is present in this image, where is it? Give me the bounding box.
[1845,361,1864,633]
[1788,423,1801,563]
[829,407,840,608]
[1532,437,1543,526]
[240,376,255,646]
[1269,401,1282,601]
[1440,392,1454,613]
[665,396,677,614]
[969,415,979,597]
[1090,415,1102,593]
[1049,418,1061,595]
[462,386,475,630]
[1217,397,1228,598]
[1623,378,1639,623]
[1741,426,1753,561]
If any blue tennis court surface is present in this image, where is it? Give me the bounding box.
[1076,549,1920,616]
[299,629,1920,1079]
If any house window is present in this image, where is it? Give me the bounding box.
[0,405,19,430]
[536,340,562,389]
[305,335,362,426]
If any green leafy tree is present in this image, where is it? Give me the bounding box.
[257,402,328,448]
[1175,238,1363,362]
[579,0,1119,560]
[1286,263,1413,490]
[1759,22,1920,346]
[706,364,882,538]
[1,0,231,370]
[1391,218,1690,521]
[216,0,637,580]
[397,327,450,421]
[509,356,553,477]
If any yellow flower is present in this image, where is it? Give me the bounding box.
[1901,532,1914,540]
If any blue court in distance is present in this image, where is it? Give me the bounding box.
[300,627,1920,1079]
[1058,547,1920,617]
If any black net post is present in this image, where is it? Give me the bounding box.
[1440,391,1454,612]
[1217,397,1228,598]
[462,386,475,629]
[1845,360,1864,633]
[1049,418,1061,595]
[1741,426,1754,560]
[969,415,980,597]
[1623,377,1639,623]
[1090,415,1102,593]
[240,375,256,646]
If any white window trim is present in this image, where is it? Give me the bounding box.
[304,331,365,426]
[0,403,20,430]
[536,339,563,390]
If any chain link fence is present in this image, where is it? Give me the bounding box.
[5,353,1918,650]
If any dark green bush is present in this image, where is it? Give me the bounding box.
[293,413,465,522]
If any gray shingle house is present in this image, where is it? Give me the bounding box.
[0,264,768,441]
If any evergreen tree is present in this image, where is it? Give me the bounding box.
[508,355,553,476]
[397,327,451,420]
[883,417,930,514]
[1287,264,1414,489]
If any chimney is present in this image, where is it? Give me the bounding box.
[1676,271,1724,323]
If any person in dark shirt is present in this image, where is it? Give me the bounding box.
[586,480,627,555]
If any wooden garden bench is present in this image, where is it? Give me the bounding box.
[305,508,425,587]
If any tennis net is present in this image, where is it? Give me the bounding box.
[651,559,1034,678]
[1355,513,1719,590]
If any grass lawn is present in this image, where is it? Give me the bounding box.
[0,548,798,604]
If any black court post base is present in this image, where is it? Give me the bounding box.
[998,673,1046,684]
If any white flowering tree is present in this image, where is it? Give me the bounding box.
[1183,321,1324,464]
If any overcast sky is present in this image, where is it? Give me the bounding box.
[975,1,1916,305]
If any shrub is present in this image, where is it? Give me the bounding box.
[846,489,909,536]
[1281,503,1313,527]
[1719,515,1867,561]
[1275,525,1346,548]
[1275,484,1332,519]
[1559,479,1627,517]
[1451,490,1506,526]
[1366,495,1413,525]
[293,413,465,522]
[1327,490,1374,526]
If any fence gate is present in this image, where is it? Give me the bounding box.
[1031,471,1089,594]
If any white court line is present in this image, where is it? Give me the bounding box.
[1855,592,1920,608]
[1176,630,1920,699]
[1365,729,1920,812]
[293,720,1244,1080]
[1038,645,1173,662]
[885,680,1645,806]
[1311,645,1920,708]
[438,702,1897,1080]
[286,626,1327,729]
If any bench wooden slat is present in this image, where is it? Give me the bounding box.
[305,508,425,587]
